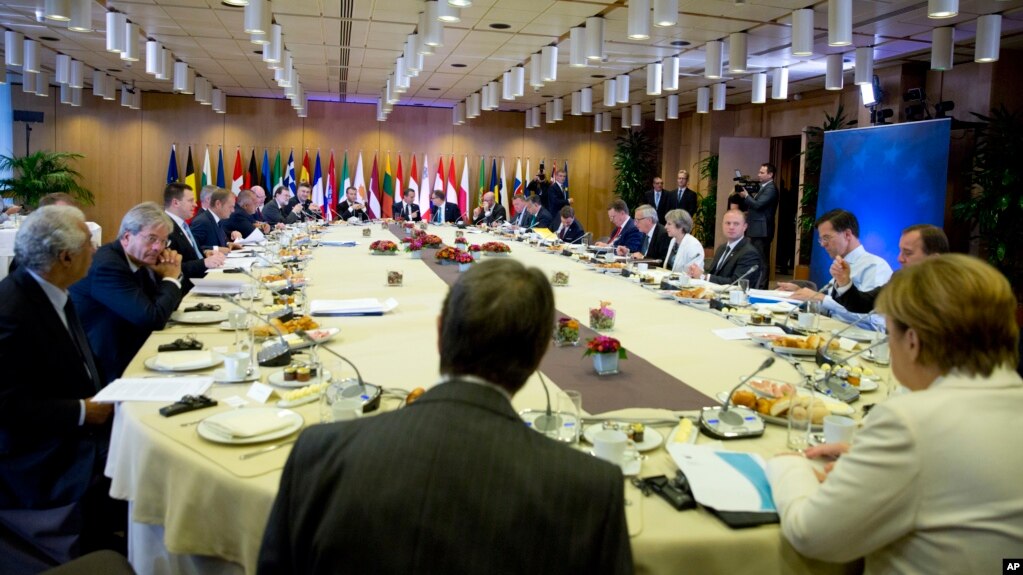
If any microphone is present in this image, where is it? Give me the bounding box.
[698,357,774,439]
[295,331,382,413]
[532,371,560,432]
[816,311,877,367]
[220,295,292,367]
[723,264,759,289]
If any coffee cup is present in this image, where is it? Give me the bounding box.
[222,351,250,380]
[637,262,649,272]
[604,252,616,263]
[823,415,857,444]
[729,290,746,306]
[592,429,628,465]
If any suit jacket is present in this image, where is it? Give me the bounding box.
[262,202,298,226]
[338,200,369,222]
[257,380,632,574]
[392,201,422,222]
[556,219,585,244]
[673,187,699,218]
[546,182,568,217]
[69,242,182,383]
[167,219,205,293]
[511,208,530,227]
[472,204,506,226]
[610,218,644,254]
[527,207,554,231]
[833,284,880,314]
[768,367,1023,574]
[743,180,778,239]
[190,209,227,250]
[222,206,260,239]
[641,224,671,261]
[431,201,461,224]
[705,237,763,285]
[644,189,677,224]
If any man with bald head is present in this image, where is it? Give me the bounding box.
[250,185,269,223]
[472,191,507,226]
[223,189,271,238]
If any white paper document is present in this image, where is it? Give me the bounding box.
[236,228,266,245]
[320,239,359,247]
[748,289,802,304]
[712,326,786,341]
[667,443,776,512]
[309,297,398,316]
[93,377,214,403]
[188,276,251,294]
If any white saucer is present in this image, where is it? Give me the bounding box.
[583,423,663,452]
[212,367,261,383]
[590,448,642,476]
[171,310,229,324]
[197,408,303,445]
[863,349,890,365]
[219,320,251,331]
[855,377,879,392]
[144,352,223,372]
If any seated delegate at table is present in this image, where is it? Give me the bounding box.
[0,206,119,571]
[619,204,669,261]
[287,183,322,222]
[429,189,461,224]
[393,188,422,222]
[524,194,553,231]
[663,208,704,273]
[191,187,239,250]
[768,254,1023,574]
[472,191,506,226]
[554,205,585,244]
[222,189,271,239]
[688,209,762,286]
[262,186,300,226]
[70,202,183,383]
[163,182,226,293]
[338,187,370,222]
[259,260,632,574]
[595,198,643,254]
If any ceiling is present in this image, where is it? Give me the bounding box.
[1,0,1022,114]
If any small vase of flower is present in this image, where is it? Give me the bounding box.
[584,336,627,375]
[553,317,580,347]
[455,250,474,272]
[403,237,424,259]
[589,301,615,331]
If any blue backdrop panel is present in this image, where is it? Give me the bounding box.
[811,119,951,288]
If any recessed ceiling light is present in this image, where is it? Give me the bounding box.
[540,94,551,98]
[670,40,690,47]
[254,50,263,55]
[40,36,59,42]
[489,23,510,30]
[451,63,467,68]
[107,68,121,73]
[428,87,440,91]
[591,74,606,79]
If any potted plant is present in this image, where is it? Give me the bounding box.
[455,250,474,272]
[467,243,481,260]
[583,335,628,375]
[612,129,657,210]
[369,240,398,254]
[0,150,94,207]
[693,154,718,248]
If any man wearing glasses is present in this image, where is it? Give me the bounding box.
[71,202,183,383]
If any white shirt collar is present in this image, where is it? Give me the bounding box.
[26,268,68,312]
[437,374,513,403]
[165,210,186,229]
[726,238,742,250]
[843,244,867,264]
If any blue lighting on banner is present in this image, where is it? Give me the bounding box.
[811,119,951,287]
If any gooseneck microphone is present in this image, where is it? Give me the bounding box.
[698,357,774,439]
[532,371,561,433]
[296,331,382,413]
[220,294,292,367]
[723,264,759,289]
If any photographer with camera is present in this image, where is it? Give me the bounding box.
[736,163,778,287]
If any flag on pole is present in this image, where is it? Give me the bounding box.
[166,144,179,184]
[201,146,212,191]
[525,157,531,198]
[446,156,457,209]
[232,149,243,195]
[433,155,445,202]
[420,154,431,221]
[562,160,569,198]
[272,150,282,191]
[458,155,469,218]
[382,153,394,218]
[395,154,404,210]
[184,147,197,199]
[499,158,508,214]
[407,154,419,219]
[488,157,499,202]
[341,151,350,193]
[514,157,523,196]
[353,152,367,209]
[326,152,337,221]
[285,150,296,195]
[246,150,258,190]
[368,154,381,219]
[216,147,225,188]
[477,155,486,206]
[311,151,324,214]
[300,150,311,185]
[262,149,271,192]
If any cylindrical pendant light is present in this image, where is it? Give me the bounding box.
[121,84,131,107]
[621,107,630,129]
[71,86,82,106]
[931,27,954,70]
[663,55,679,91]
[436,1,461,23]
[594,113,603,133]
[571,91,582,116]
[751,72,767,103]
[525,108,533,129]
[828,0,852,46]
[541,45,557,81]
[70,60,84,88]
[546,101,555,124]
[106,12,126,53]
[616,74,630,103]
[212,88,224,113]
[264,24,282,66]
[480,84,492,111]
[554,97,565,121]
[585,16,605,61]
[5,32,23,67]
[604,79,616,106]
[646,62,662,96]
[194,77,208,103]
[68,0,92,32]
[173,62,194,94]
[23,39,39,73]
[791,9,814,56]
[395,59,410,92]
[771,67,789,99]
[502,71,513,100]
[854,46,873,84]
[654,98,666,121]
[453,102,465,125]
[91,70,103,97]
[653,0,678,27]
[22,72,36,95]
[728,32,747,73]
[580,86,592,113]
[488,80,500,108]
[55,54,71,84]
[469,92,480,117]
[602,111,612,131]
[569,26,587,67]
[243,0,268,34]
[121,22,140,61]
[975,15,1001,63]
[158,48,173,81]
[60,83,73,104]
[529,55,543,88]
[45,0,70,21]
[713,82,727,110]
[35,72,49,97]
[628,0,651,40]
[696,87,710,113]
[928,0,958,19]
[631,104,642,126]
[511,65,525,97]
[277,51,292,87]
[667,94,679,119]
[705,40,723,79]
[531,106,541,128]
[423,1,444,47]
[825,53,844,89]
[145,41,160,75]
[404,35,418,73]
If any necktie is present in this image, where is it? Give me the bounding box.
[559,226,566,240]
[678,190,683,204]
[640,233,650,256]
[64,299,103,390]
[181,221,202,259]
[405,204,410,219]
[609,226,622,244]
[715,246,732,272]
[654,192,661,207]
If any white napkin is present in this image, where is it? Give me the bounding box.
[204,411,292,438]
[154,350,214,370]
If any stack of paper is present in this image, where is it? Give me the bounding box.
[236,228,266,245]
[667,443,776,513]
[189,276,250,295]
[310,298,398,316]
[93,376,214,403]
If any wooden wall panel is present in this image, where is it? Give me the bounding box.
[11,88,57,157]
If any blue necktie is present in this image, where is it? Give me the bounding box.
[181,221,202,258]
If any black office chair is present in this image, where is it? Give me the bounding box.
[40,551,135,575]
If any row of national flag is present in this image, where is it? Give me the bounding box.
[167,144,568,221]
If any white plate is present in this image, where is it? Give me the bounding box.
[855,377,879,392]
[281,328,341,349]
[715,390,853,431]
[197,408,303,445]
[212,367,261,384]
[673,296,712,306]
[583,423,663,452]
[863,349,890,366]
[832,327,879,342]
[143,353,223,372]
[219,320,251,331]
[771,345,818,356]
[171,310,229,324]
[267,368,333,388]
[590,447,642,476]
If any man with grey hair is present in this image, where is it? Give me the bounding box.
[0,206,119,569]
[198,184,216,212]
[71,202,183,383]
[618,204,669,261]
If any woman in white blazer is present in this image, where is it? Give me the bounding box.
[767,254,1023,574]
[662,209,704,274]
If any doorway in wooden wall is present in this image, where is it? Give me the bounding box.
[771,135,802,276]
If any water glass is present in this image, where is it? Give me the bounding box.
[560,390,583,444]
[786,397,815,452]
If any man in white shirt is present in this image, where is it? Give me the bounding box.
[163,182,226,292]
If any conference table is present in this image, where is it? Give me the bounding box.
[107,222,883,575]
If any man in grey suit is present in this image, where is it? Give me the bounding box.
[738,162,779,287]
[258,259,633,575]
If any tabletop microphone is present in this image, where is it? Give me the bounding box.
[698,357,774,439]
[296,332,382,413]
[532,371,561,433]
[723,264,759,289]
[220,294,292,367]
[817,310,878,366]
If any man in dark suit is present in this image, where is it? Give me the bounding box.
[620,204,670,261]
[286,183,322,222]
[738,162,779,285]
[643,176,675,225]
[546,170,570,217]
[250,186,269,223]
[163,183,226,293]
[429,189,460,224]
[524,194,553,231]
[595,198,644,254]
[338,187,370,222]
[262,185,300,226]
[525,168,548,210]
[191,187,239,251]
[392,188,422,222]
[223,189,271,240]
[472,191,506,226]
[0,206,117,570]
[673,170,699,219]
[688,209,763,286]
[70,202,183,383]
[509,193,529,227]
[554,206,586,244]
[258,259,632,574]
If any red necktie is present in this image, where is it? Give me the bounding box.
[609,226,621,243]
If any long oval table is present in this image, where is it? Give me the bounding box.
[106,222,881,575]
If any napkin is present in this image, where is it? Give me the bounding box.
[204,411,292,438]
[154,350,214,370]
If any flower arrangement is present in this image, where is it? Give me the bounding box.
[421,234,443,247]
[481,241,512,253]
[588,301,616,331]
[435,246,461,262]
[553,317,580,346]
[454,251,474,264]
[467,244,481,252]
[454,236,468,245]
[583,335,627,359]
[369,240,398,253]
[403,238,424,252]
